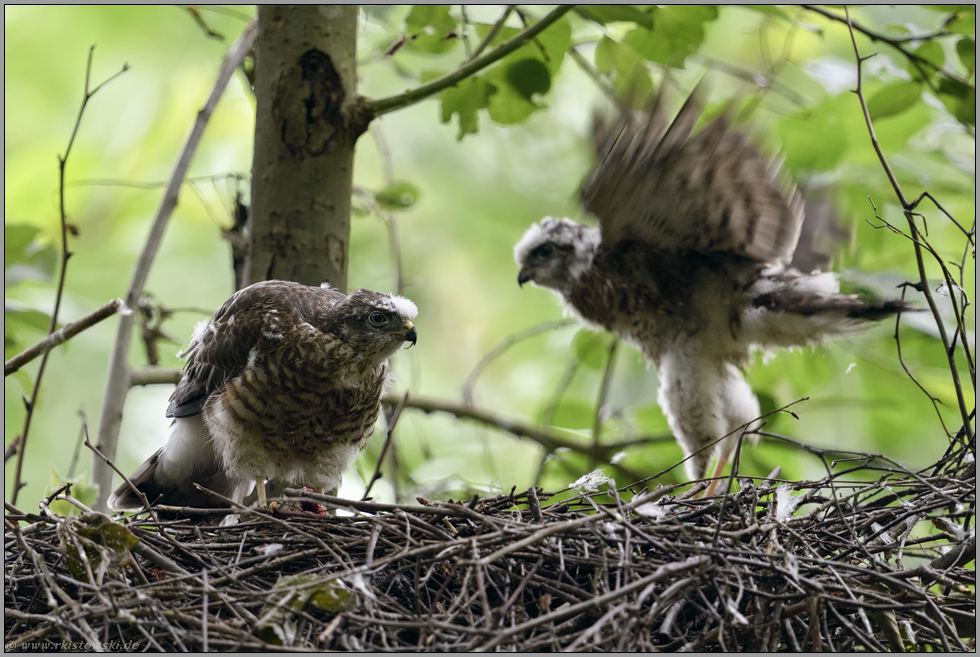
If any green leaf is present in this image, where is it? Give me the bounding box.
[756,392,778,418]
[405,5,458,54]
[4,223,56,284]
[5,304,53,333]
[375,181,421,210]
[59,513,140,583]
[257,574,354,645]
[938,76,976,125]
[623,6,718,68]
[594,36,653,105]
[48,471,100,517]
[775,92,861,170]
[485,66,538,125]
[572,328,609,369]
[947,8,976,35]
[5,303,56,365]
[441,75,494,139]
[474,16,571,75]
[956,38,975,76]
[866,81,922,121]
[575,5,654,30]
[505,58,551,100]
[909,41,944,81]
[4,224,43,264]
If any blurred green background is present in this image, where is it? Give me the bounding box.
[5,5,975,512]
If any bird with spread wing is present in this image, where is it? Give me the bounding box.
[109,280,418,511]
[514,91,910,488]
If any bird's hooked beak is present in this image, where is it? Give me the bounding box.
[517,268,533,287]
[403,319,417,348]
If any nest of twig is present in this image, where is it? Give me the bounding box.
[5,444,975,652]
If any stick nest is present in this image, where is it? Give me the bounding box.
[5,447,975,652]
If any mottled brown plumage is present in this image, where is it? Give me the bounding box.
[515,90,912,486]
[109,280,418,510]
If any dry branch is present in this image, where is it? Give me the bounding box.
[4,299,124,377]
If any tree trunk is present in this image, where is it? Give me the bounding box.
[246,5,364,291]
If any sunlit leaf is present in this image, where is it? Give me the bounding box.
[48,471,100,517]
[909,41,944,81]
[946,7,976,35]
[405,5,458,54]
[485,66,539,125]
[867,81,921,120]
[594,36,653,104]
[473,16,571,75]
[441,75,494,139]
[623,6,718,68]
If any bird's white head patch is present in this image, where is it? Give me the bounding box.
[373,294,418,321]
[514,217,601,292]
[514,217,600,274]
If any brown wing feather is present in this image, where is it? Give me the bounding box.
[168,281,347,418]
[582,89,805,266]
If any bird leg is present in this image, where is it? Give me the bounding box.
[315,485,324,495]
[703,453,731,498]
[255,479,267,507]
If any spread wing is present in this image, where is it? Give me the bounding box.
[582,90,805,266]
[168,280,347,418]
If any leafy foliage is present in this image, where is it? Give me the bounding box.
[3,5,974,511]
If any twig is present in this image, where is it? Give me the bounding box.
[366,6,573,116]
[462,319,575,405]
[10,48,129,507]
[590,339,619,467]
[844,7,974,444]
[5,298,123,377]
[804,5,975,97]
[467,6,514,63]
[364,393,408,499]
[121,368,660,481]
[92,20,258,511]
[384,393,648,481]
[183,5,225,41]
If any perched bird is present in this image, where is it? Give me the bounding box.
[514,91,909,487]
[109,280,418,510]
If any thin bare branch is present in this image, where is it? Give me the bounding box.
[366,6,573,116]
[5,298,123,377]
[92,20,258,511]
[10,48,129,506]
[844,7,974,444]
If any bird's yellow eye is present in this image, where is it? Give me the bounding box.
[368,310,388,326]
